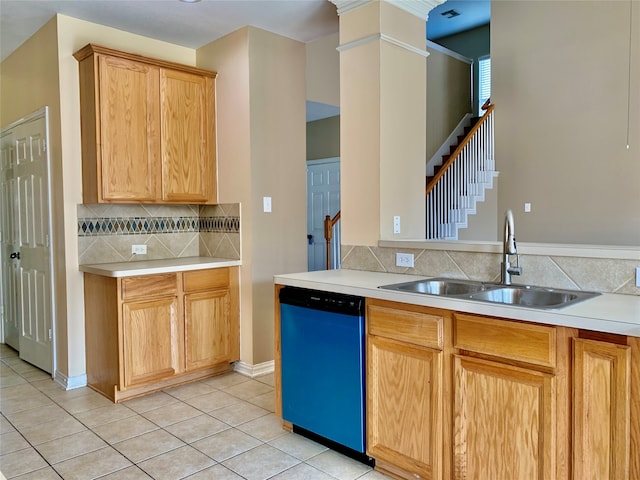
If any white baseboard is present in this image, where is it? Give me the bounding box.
[54,371,87,390]
[233,360,274,378]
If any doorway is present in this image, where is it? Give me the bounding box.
[307,158,340,271]
[0,107,55,374]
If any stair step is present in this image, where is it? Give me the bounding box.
[425,112,496,241]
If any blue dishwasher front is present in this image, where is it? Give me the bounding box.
[279,287,366,455]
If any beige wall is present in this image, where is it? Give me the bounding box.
[307,116,340,160]
[249,27,307,363]
[3,14,307,376]
[306,32,340,107]
[493,0,639,246]
[198,27,307,365]
[56,15,195,380]
[0,18,67,376]
[425,46,472,161]
[197,28,254,363]
[1,14,200,382]
[433,24,490,117]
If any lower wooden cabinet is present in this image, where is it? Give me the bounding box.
[84,266,239,402]
[184,268,239,371]
[453,355,555,480]
[573,337,631,480]
[366,299,448,480]
[451,313,570,480]
[122,296,182,388]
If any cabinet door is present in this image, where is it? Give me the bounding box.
[160,68,216,203]
[121,296,182,388]
[98,54,160,202]
[184,289,234,371]
[367,334,442,480]
[454,355,554,480]
[573,338,630,480]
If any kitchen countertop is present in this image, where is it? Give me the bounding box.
[274,269,640,337]
[80,256,241,277]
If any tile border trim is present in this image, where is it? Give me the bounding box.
[78,216,240,237]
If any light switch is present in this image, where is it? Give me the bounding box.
[393,216,401,234]
[524,203,531,213]
[263,197,272,213]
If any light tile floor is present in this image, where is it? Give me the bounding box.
[0,344,392,480]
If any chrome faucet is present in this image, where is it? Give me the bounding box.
[501,209,522,285]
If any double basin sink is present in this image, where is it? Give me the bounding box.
[379,277,600,309]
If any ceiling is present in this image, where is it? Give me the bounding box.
[0,0,490,62]
[0,0,489,120]
[0,0,339,62]
[427,0,490,40]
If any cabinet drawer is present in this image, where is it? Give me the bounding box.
[367,300,443,350]
[121,273,177,300]
[454,313,556,368]
[183,268,229,292]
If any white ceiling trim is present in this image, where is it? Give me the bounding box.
[426,40,472,64]
[387,0,447,20]
[329,0,370,15]
[330,0,445,19]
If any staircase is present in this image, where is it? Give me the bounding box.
[425,104,498,240]
[426,116,480,185]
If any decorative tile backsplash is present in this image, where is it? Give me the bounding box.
[341,244,640,295]
[77,203,240,265]
[78,217,199,236]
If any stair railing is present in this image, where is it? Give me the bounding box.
[323,212,341,270]
[426,103,495,239]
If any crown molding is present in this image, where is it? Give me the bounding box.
[337,33,429,57]
[330,0,445,19]
[329,0,369,15]
[387,0,446,19]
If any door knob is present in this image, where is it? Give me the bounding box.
[9,252,20,260]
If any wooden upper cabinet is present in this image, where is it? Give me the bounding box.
[160,69,216,203]
[74,44,217,204]
[96,55,161,202]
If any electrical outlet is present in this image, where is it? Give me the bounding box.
[393,216,401,234]
[636,267,640,287]
[132,244,147,255]
[396,253,414,268]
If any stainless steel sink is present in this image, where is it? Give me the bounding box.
[379,278,489,296]
[467,285,600,309]
[379,277,600,309]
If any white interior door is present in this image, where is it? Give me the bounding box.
[0,108,54,374]
[1,130,20,350]
[307,158,340,271]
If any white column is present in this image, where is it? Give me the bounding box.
[331,0,443,243]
